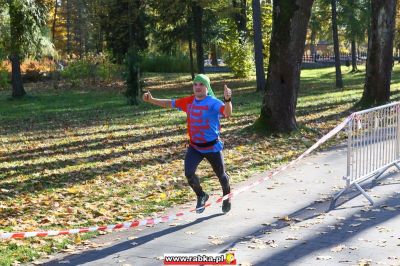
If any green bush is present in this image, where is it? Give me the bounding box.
[220,31,254,78]
[61,60,91,81]
[141,54,196,73]
[97,61,123,81]
[0,47,9,90]
[61,53,121,83]
[0,67,9,91]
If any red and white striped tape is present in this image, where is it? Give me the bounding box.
[0,114,354,239]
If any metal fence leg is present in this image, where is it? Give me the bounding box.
[354,182,374,205]
[333,186,348,202]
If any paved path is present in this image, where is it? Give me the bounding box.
[37,146,400,265]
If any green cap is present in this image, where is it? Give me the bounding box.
[193,74,215,97]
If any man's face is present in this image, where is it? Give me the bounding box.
[193,82,208,99]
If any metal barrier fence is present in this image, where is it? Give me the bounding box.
[334,102,400,204]
[301,53,368,63]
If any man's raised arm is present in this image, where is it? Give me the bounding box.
[223,85,232,117]
[142,91,172,108]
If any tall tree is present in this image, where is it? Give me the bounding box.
[66,0,71,54]
[394,1,400,57]
[260,1,273,71]
[86,0,104,53]
[8,0,25,98]
[331,0,343,89]
[51,0,58,42]
[309,17,317,61]
[5,0,49,98]
[192,1,204,73]
[101,0,147,62]
[188,29,195,78]
[232,0,247,42]
[75,0,84,57]
[202,7,227,68]
[360,0,396,106]
[147,0,196,76]
[339,0,370,72]
[252,0,265,92]
[308,0,330,61]
[221,0,254,78]
[52,0,107,57]
[260,0,314,132]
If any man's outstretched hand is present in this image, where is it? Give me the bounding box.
[142,91,153,102]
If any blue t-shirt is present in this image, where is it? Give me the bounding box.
[172,95,226,153]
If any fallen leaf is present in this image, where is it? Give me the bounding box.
[169,223,181,227]
[316,255,332,260]
[330,244,346,252]
[350,223,361,227]
[279,216,291,221]
[74,234,81,244]
[209,239,224,245]
[358,258,372,266]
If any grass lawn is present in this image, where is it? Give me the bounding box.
[1,65,400,265]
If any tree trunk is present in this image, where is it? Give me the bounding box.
[76,0,84,58]
[128,1,133,48]
[360,0,396,106]
[66,0,71,55]
[331,0,343,89]
[252,0,265,92]
[188,33,195,79]
[83,3,88,55]
[260,0,314,133]
[52,0,58,43]
[232,0,247,42]
[8,0,26,98]
[310,27,317,61]
[240,0,247,36]
[192,2,204,74]
[351,39,358,72]
[97,29,103,53]
[210,43,218,66]
[10,54,25,98]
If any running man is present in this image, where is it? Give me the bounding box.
[142,74,232,213]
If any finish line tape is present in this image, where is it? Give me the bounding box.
[0,114,354,239]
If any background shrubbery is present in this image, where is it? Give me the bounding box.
[61,53,122,84]
[140,53,196,73]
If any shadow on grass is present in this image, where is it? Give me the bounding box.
[0,118,256,204]
[296,98,358,117]
[0,117,253,179]
[0,125,186,164]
